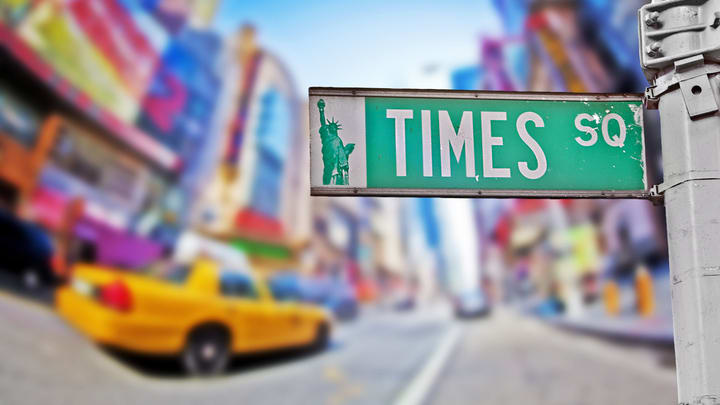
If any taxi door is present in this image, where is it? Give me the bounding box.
[220,272,280,352]
[261,276,315,347]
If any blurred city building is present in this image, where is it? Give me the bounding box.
[191,25,309,271]
[0,1,257,273]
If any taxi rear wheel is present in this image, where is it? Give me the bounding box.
[182,325,230,376]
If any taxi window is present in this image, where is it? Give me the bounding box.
[220,272,257,299]
[163,264,191,284]
[142,261,191,284]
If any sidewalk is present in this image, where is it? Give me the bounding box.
[536,266,674,346]
[546,311,673,346]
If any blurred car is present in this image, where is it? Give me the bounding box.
[325,283,359,321]
[0,208,59,289]
[393,294,416,311]
[56,259,331,375]
[453,290,491,319]
[297,274,359,321]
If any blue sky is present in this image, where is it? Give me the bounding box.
[213,1,502,95]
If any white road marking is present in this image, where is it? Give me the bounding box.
[393,326,461,405]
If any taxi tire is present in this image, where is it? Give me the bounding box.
[312,323,329,351]
[182,325,230,376]
[21,268,41,290]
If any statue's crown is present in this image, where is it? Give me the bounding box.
[328,117,342,131]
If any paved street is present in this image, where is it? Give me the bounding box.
[427,312,677,405]
[0,290,677,405]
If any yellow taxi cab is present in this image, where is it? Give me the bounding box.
[56,259,331,375]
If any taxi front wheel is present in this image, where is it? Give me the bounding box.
[313,323,330,351]
[21,268,41,290]
[182,325,230,376]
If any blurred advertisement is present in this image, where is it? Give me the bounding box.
[0,79,46,209]
[67,0,159,99]
[0,79,42,146]
[136,26,222,198]
[15,1,140,121]
[28,117,165,268]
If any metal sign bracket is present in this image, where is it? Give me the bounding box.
[679,394,720,405]
[648,184,665,206]
[676,56,720,117]
[645,56,720,113]
[648,163,720,209]
[655,171,720,193]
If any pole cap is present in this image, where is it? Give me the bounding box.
[639,0,720,82]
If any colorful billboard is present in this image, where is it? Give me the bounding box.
[1,0,222,171]
[67,0,159,99]
[15,0,139,122]
[136,28,221,162]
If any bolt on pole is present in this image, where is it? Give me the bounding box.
[640,1,720,404]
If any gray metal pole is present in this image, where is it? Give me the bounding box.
[640,1,720,404]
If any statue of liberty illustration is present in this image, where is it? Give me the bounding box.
[317,99,354,185]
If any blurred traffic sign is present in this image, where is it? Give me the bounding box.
[310,88,647,198]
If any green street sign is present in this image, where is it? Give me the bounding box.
[310,88,648,198]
